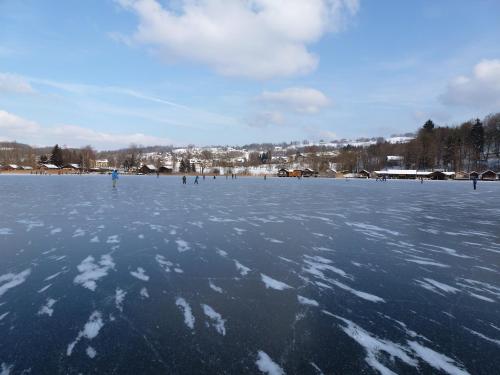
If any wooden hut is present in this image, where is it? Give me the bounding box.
[302,168,318,177]
[358,169,370,178]
[138,164,157,174]
[480,170,497,181]
[158,165,173,174]
[469,171,479,179]
[289,169,303,177]
[277,168,290,177]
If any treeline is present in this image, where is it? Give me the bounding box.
[335,113,500,172]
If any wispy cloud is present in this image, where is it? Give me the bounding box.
[0,73,35,94]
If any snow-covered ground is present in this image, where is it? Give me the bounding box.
[0,175,499,374]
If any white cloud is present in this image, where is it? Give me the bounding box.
[0,110,39,133]
[259,87,330,113]
[0,109,172,149]
[0,73,35,94]
[116,0,359,79]
[441,59,500,108]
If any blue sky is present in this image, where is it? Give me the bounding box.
[1,0,499,149]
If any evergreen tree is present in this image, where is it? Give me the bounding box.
[423,119,435,132]
[39,155,48,164]
[179,159,186,173]
[470,119,484,163]
[50,144,64,167]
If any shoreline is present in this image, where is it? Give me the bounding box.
[0,170,498,182]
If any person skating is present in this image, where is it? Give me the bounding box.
[194,175,199,184]
[182,175,187,184]
[111,169,119,188]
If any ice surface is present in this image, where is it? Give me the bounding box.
[1,176,499,374]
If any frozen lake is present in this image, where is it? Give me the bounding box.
[1,175,499,374]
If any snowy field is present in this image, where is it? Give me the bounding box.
[1,175,499,374]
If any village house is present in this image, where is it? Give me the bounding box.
[94,159,109,169]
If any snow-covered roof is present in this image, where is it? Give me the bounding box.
[21,166,33,170]
[387,155,404,161]
[374,170,432,176]
[8,164,19,169]
[42,164,59,169]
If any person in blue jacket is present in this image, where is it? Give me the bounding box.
[111,169,119,188]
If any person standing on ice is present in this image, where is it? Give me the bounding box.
[182,175,187,185]
[472,176,478,190]
[111,169,119,188]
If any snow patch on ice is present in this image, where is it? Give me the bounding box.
[255,351,285,375]
[130,267,149,281]
[209,280,223,293]
[115,288,127,312]
[67,311,104,356]
[234,260,251,276]
[463,327,500,347]
[202,304,226,335]
[176,239,190,252]
[72,228,85,237]
[335,315,417,374]
[408,341,470,375]
[38,298,57,317]
[140,287,149,298]
[1,363,13,375]
[330,279,385,303]
[0,269,31,298]
[176,297,195,330]
[416,278,459,295]
[297,295,319,307]
[86,346,97,358]
[156,254,174,272]
[106,235,120,244]
[261,274,292,291]
[73,255,115,291]
[50,228,62,235]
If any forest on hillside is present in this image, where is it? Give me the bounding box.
[333,113,500,172]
